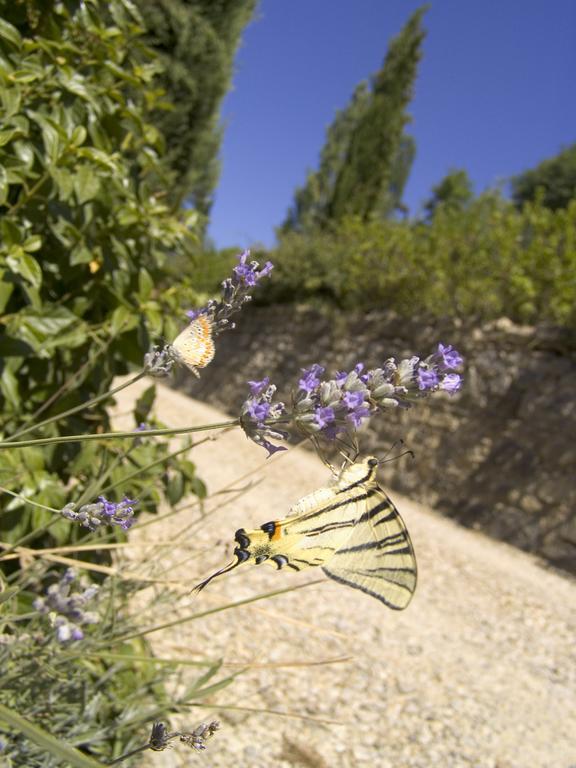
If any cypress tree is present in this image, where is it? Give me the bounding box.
[280,82,371,234]
[328,7,427,222]
[136,0,257,218]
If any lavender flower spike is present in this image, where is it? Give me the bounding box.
[239,344,463,455]
[240,378,288,457]
[33,568,100,644]
[184,250,274,337]
[61,495,139,531]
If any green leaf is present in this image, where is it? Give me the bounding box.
[6,306,80,354]
[166,472,184,505]
[0,128,19,147]
[51,167,75,201]
[1,365,20,409]
[0,18,22,48]
[0,276,14,313]
[22,234,42,253]
[27,111,63,164]
[74,164,101,204]
[70,244,94,266]
[0,163,8,205]
[1,87,21,118]
[6,249,43,288]
[13,140,34,168]
[0,703,106,768]
[138,268,153,300]
[70,125,87,147]
[110,305,138,335]
[0,586,19,606]
[76,147,120,171]
[134,384,156,424]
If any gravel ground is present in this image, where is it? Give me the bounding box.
[114,380,576,768]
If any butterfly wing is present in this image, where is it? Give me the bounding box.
[193,485,348,591]
[193,457,417,610]
[172,316,215,375]
[322,487,417,610]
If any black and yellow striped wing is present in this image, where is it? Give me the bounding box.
[321,486,417,610]
[194,456,417,610]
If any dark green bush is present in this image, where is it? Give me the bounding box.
[0,0,204,548]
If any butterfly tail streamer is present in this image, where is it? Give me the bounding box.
[193,558,242,593]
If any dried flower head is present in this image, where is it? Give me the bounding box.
[179,721,221,751]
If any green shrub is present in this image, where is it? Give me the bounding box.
[0,1,213,761]
[0,0,203,550]
[269,195,576,326]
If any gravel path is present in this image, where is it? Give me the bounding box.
[115,380,576,768]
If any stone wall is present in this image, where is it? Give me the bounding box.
[175,305,576,573]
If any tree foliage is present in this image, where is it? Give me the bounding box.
[423,168,473,220]
[511,143,576,212]
[135,0,257,218]
[0,0,203,545]
[328,6,427,223]
[281,7,426,235]
[280,82,371,234]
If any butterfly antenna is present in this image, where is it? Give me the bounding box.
[379,440,415,465]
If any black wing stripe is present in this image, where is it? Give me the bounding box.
[304,520,356,536]
[336,532,407,554]
[298,488,379,523]
[321,566,404,610]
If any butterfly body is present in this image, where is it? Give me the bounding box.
[171,315,215,376]
[195,456,417,610]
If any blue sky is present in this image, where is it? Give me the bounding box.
[208,1,575,250]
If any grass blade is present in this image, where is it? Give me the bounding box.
[0,703,106,767]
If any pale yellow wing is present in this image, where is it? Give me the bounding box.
[322,487,417,610]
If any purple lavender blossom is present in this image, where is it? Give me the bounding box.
[314,406,336,429]
[440,373,462,394]
[248,377,270,395]
[247,401,271,421]
[343,390,366,410]
[61,495,139,531]
[239,343,463,455]
[437,343,464,370]
[34,568,99,644]
[185,250,273,333]
[299,364,325,393]
[346,405,371,428]
[232,250,273,287]
[98,496,138,530]
[240,377,288,457]
[417,368,440,391]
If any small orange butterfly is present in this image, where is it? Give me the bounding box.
[171,315,215,377]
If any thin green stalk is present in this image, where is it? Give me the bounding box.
[108,580,324,644]
[6,371,147,442]
[0,486,60,513]
[0,419,240,450]
[108,743,154,765]
[97,438,205,496]
[76,440,137,509]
